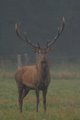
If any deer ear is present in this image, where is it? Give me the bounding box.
[32,47,39,53]
[32,42,40,53]
[47,45,56,52]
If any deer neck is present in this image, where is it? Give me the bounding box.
[36,60,49,80]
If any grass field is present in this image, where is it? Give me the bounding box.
[0,63,80,120]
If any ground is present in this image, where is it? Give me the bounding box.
[0,63,80,120]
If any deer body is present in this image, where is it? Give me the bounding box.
[15,50,50,112]
[15,63,50,89]
[15,17,65,112]
[15,65,39,89]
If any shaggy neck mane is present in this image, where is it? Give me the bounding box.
[36,61,49,80]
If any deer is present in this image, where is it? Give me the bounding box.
[15,17,65,112]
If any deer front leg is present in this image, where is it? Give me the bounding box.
[18,87,23,112]
[42,88,47,112]
[35,89,39,112]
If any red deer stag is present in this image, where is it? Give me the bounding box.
[15,17,65,112]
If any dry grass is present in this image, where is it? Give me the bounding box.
[0,70,79,80]
[0,62,80,79]
[0,70,15,78]
[51,71,80,79]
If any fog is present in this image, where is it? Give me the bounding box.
[0,0,80,60]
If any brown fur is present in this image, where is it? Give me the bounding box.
[15,50,50,112]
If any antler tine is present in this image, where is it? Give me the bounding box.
[37,42,40,49]
[15,23,38,49]
[47,16,65,48]
[15,23,24,41]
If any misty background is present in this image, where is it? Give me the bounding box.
[0,0,80,63]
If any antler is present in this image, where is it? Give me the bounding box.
[46,17,65,49]
[15,23,38,49]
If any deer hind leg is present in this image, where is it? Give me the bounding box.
[18,85,29,112]
[35,89,39,112]
[22,86,30,99]
[42,88,47,112]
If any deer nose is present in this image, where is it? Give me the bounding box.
[42,56,46,60]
